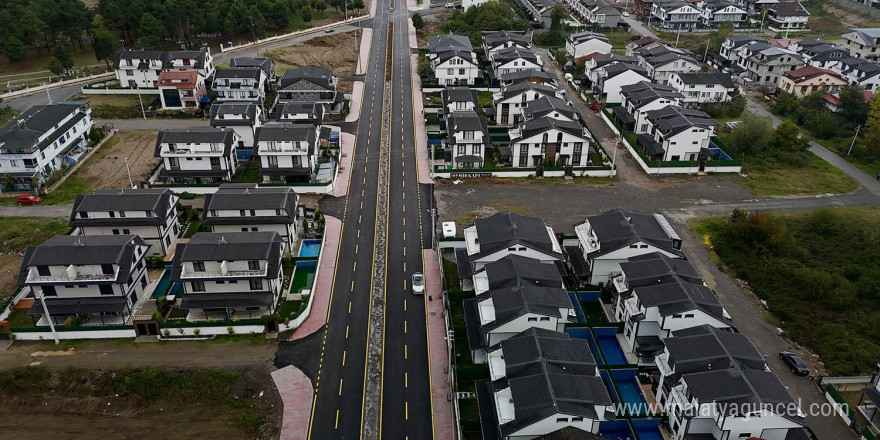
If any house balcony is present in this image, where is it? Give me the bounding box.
[261,146,310,154]
[180,267,267,279]
[162,148,225,156]
[611,273,628,294]
[624,297,642,318]
[27,265,119,284]
[574,224,600,253]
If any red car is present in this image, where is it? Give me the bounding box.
[589,103,602,111]
[17,194,42,205]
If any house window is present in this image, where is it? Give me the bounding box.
[109,211,116,218]
[41,286,57,297]
[571,417,583,422]
[249,279,263,290]
[112,229,120,235]
[457,146,466,155]
[193,261,205,272]
[248,260,260,270]
[123,229,131,235]
[672,314,682,318]
[527,317,538,322]
[539,317,550,321]
[684,313,695,318]
[556,417,568,423]
[37,265,51,276]
[472,146,480,155]
[191,281,206,292]
[519,156,527,167]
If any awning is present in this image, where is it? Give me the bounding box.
[455,155,482,163]
[612,106,635,124]
[636,335,664,354]
[259,167,312,176]
[565,245,590,277]
[27,296,129,315]
[862,386,880,408]
[180,292,275,310]
[637,133,664,156]
[462,298,486,351]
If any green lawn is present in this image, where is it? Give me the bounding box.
[689,207,880,375]
[597,29,640,50]
[5,310,35,328]
[233,159,261,183]
[183,219,203,238]
[443,259,460,291]
[424,92,442,106]
[738,154,859,198]
[276,299,304,321]
[0,217,70,252]
[477,91,493,108]
[816,136,880,177]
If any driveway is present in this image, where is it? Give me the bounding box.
[622,16,658,39]
[0,203,72,218]
[95,118,209,130]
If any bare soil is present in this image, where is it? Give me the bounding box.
[265,33,360,93]
[78,130,161,188]
[823,3,880,28]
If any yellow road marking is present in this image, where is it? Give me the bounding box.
[339,379,343,396]
[405,402,409,420]
[353,261,357,272]
[345,325,349,339]
[405,344,408,359]
[404,262,406,272]
[357,229,360,238]
[404,299,407,311]
[403,218,406,226]
[348,301,352,313]
[403,247,406,256]
[404,321,407,334]
[335,410,340,429]
[355,243,359,254]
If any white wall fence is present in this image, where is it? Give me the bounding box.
[0,72,115,101]
[13,328,136,340]
[598,110,743,175]
[82,87,160,96]
[432,167,616,178]
[219,15,370,53]
[152,181,335,195]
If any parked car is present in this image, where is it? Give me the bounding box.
[445,2,455,8]
[779,351,810,376]
[622,11,630,17]
[411,272,425,295]
[325,28,334,33]
[589,103,602,111]
[17,194,42,205]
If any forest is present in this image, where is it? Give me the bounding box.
[698,208,880,376]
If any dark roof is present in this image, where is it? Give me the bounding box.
[681,368,799,416]
[255,123,318,145]
[620,81,684,108]
[480,255,563,290]
[523,96,578,121]
[567,31,611,45]
[511,118,591,144]
[0,102,88,154]
[611,106,635,124]
[180,291,276,310]
[501,80,558,100]
[483,31,530,50]
[113,49,210,70]
[214,67,262,80]
[442,86,479,113]
[463,298,485,350]
[478,284,573,333]
[279,66,335,90]
[69,189,175,227]
[277,102,326,123]
[210,101,259,126]
[492,47,539,65]
[228,57,274,77]
[619,252,701,289]
[768,1,809,17]
[499,70,557,85]
[602,63,649,80]
[663,325,765,381]
[498,328,597,380]
[154,127,236,157]
[202,184,298,225]
[582,208,683,257]
[645,106,718,137]
[538,427,611,440]
[435,49,477,66]
[675,72,736,88]
[428,34,473,53]
[473,211,560,259]
[447,111,488,144]
[27,295,129,315]
[18,235,147,286]
[171,231,283,280]
[634,279,729,322]
[726,35,766,48]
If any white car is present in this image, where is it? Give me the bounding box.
[445,2,455,8]
[622,11,630,17]
[411,272,425,295]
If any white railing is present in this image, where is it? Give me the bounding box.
[181,269,265,279]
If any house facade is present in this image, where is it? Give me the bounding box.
[18,235,151,326]
[594,63,652,103]
[276,66,342,113]
[459,211,563,274]
[493,81,562,125]
[490,47,542,77]
[639,106,718,162]
[154,128,239,184]
[567,0,623,28]
[431,49,480,85]
[442,86,480,117]
[668,72,737,105]
[202,184,299,253]
[0,101,93,190]
[842,28,880,61]
[507,117,594,168]
[69,189,181,257]
[617,81,684,133]
[778,66,847,97]
[638,48,701,85]
[209,101,263,148]
[651,0,701,30]
[740,46,806,85]
[565,31,613,62]
[699,0,747,27]
[212,67,267,103]
[255,123,319,184]
[765,1,810,32]
[172,231,283,320]
[482,31,531,59]
[229,56,276,84]
[113,49,215,89]
[447,110,489,169]
[275,102,325,125]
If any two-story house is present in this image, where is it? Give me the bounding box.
[583,54,641,88]
[765,1,810,33]
[493,81,562,125]
[616,81,684,133]
[490,47,542,78]
[470,254,563,295]
[714,35,766,70]
[507,117,594,168]
[740,45,806,85]
[458,211,563,276]
[611,252,699,323]
[209,101,263,148]
[668,72,737,105]
[157,71,206,110]
[154,128,239,184]
[18,235,151,326]
[778,65,847,97]
[482,31,531,59]
[276,66,342,113]
[565,31,613,62]
[172,231,283,320]
[594,63,652,103]
[229,56,276,84]
[625,36,668,57]
[653,325,767,406]
[212,67,268,103]
[477,327,614,440]
[639,106,718,162]
[431,49,481,85]
[275,102,326,125]
[837,56,880,93]
[441,86,480,119]
[520,96,579,123]
[566,0,623,28]
[69,188,180,256]
[651,0,701,30]
[113,49,215,89]
[254,123,319,184]
[635,45,701,85]
[428,34,473,54]
[666,368,806,440]
[447,110,489,169]
[699,0,747,28]
[571,208,683,285]
[0,101,93,190]
[202,184,299,252]
[842,28,880,61]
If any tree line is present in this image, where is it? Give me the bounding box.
[1,0,365,67]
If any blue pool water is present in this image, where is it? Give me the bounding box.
[151,266,173,299]
[600,420,635,440]
[599,371,619,405]
[632,419,664,440]
[707,146,732,160]
[611,369,648,415]
[577,291,601,302]
[566,328,604,365]
[299,240,322,258]
[568,292,586,323]
[594,327,628,365]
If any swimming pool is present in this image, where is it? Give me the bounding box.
[599,420,635,440]
[566,328,604,365]
[594,327,628,365]
[290,261,317,294]
[568,292,586,323]
[298,239,322,258]
[151,266,173,299]
[707,146,732,160]
[611,369,648,415]
[631,419,664,440]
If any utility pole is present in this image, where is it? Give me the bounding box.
[703,38,709,63]
[759,9,767,32]
[36,288,59,345]
[136,84,146,119]
[847,124,861,156]
[45,82,53,105]
[676,23,682,46]
[124,158,135,188]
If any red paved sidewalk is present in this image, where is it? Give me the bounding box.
[345,28,372,123]
[289,215,341,340]
[424,249,454,440]
[332,133,355,197]
[271,365,313,440]
[407,20,433,185]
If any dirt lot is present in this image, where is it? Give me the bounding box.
[78,130,161,188]
[823,3,880,28]
[265,33,360,93]
[0,338,282,439]
[416,10,450,49]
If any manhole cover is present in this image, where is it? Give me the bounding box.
[430,312,437,316]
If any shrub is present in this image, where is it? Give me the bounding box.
[193,328,201,337]
[227,326,235,335]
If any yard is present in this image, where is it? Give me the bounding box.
[0,217,71,301]
[597,29,641,51]
[801,0,880,38]
[264,33,360,93]
[71,93,152,119]
[736,153,860,198]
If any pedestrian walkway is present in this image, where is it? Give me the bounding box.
[270,365,313,440]
[95,118,209,130]
[332,133,356,197]
[423,249,454,440]
[346,28,373,124]
[289,215,341,340]
[407,20,433,184]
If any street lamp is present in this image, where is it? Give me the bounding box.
[35,288,59,345]
[124,157,136,188]
[135,84,146,119]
